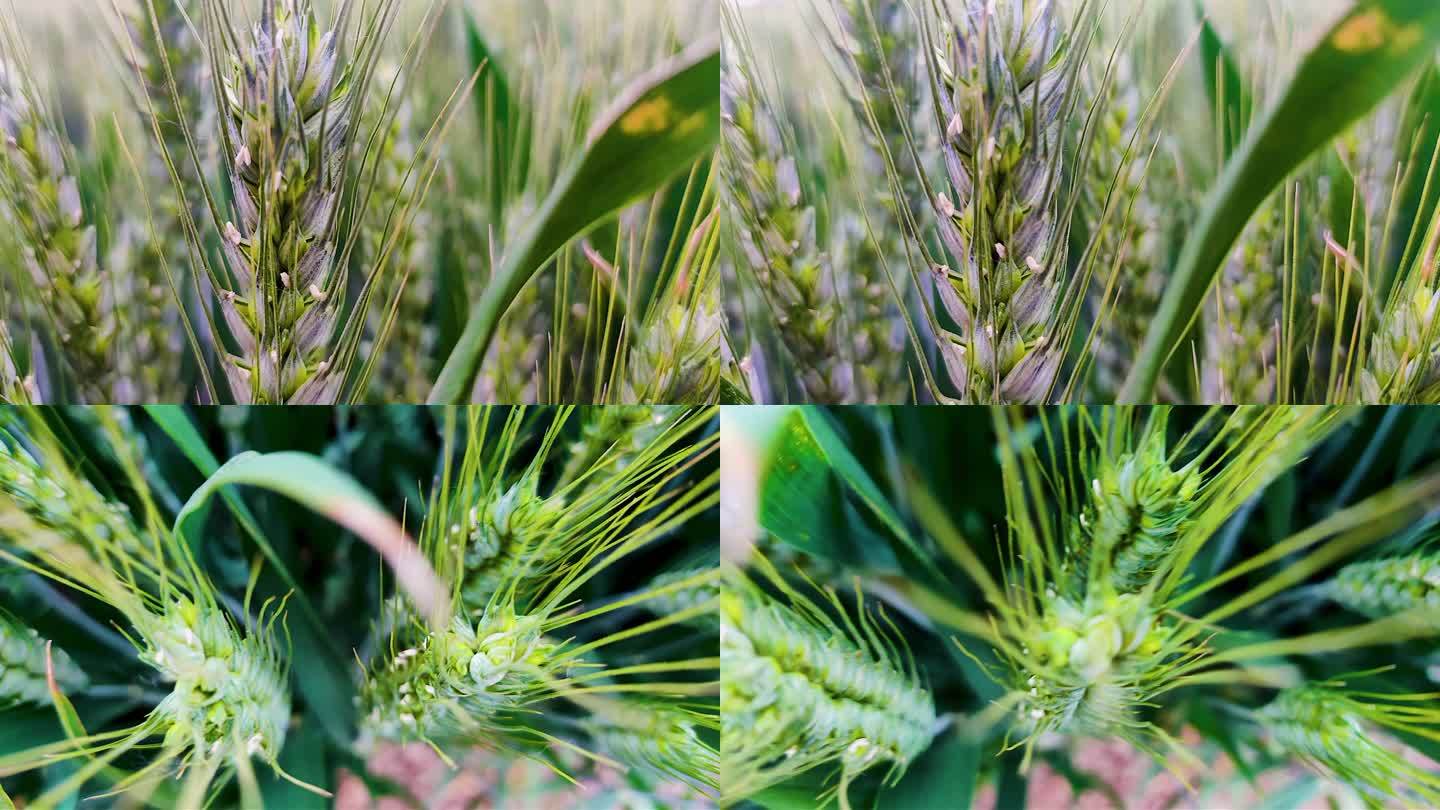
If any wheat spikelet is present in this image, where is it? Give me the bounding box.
[824,0,920,402]
[720,565,934,805]
[209,0,355,404]
[0,428,302,802]
[721,32,854,403]
[0,60,117,401]
[927,0,1072,403]
[1358,280,1440,403]
[358,605,564,746]
[559,405,674,486]
[1074,414,1201,594]
[363,92,435,403]
[645,567,720,628]
[623,244,722,404]
[119,0,208,402]
[1084,59,1177,396]
[1261,684,1440,808]
[0,611,88,706]
[1329,552,1440,618]
[829,0,918,188]
[134,597,290,765]
[0,432,150,561]
[1203,200,1284,403]
[588,703,719,794]
[455,477,568,607]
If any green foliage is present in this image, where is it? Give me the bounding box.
[0,1,720,406]
[0,405,719,807]
[735,406,1440,806]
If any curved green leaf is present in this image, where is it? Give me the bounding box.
[430,38,721,403]
[1122,0,1440,401]
[145,406,359,743]
[174,451,450,628]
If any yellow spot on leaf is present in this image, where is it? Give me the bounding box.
[1331,9,1420,53]
[620,95,677,136]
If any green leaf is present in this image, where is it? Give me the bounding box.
[1122,0,1440,401]
[1196,5,1254,162]
[430,38,721,403]
[463,9,529,224]
[759,408,927,572]
[1389,60,1440,277]
[883,730,980,810]
[719,375,754,405]
[174,450,450,628]
[145,406,360,743]
[259,714,331,810]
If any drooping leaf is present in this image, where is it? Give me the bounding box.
[173,451,450,627]
[430,38,721,403]
[1123,0,1440,401]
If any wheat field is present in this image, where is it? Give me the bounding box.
[5,1,1440,809]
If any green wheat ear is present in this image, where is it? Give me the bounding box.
[362,406,720,788]
[0,610,87,707]
[0,410,312,806]
[1328,551,1440,618]
[720,556,935,808]
[1261,682,1440,808]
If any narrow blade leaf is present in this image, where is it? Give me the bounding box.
[174,451,450,628]
[430,38,721,403]
[1122,0,1440,401]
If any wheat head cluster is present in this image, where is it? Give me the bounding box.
[6,1,1440,809]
